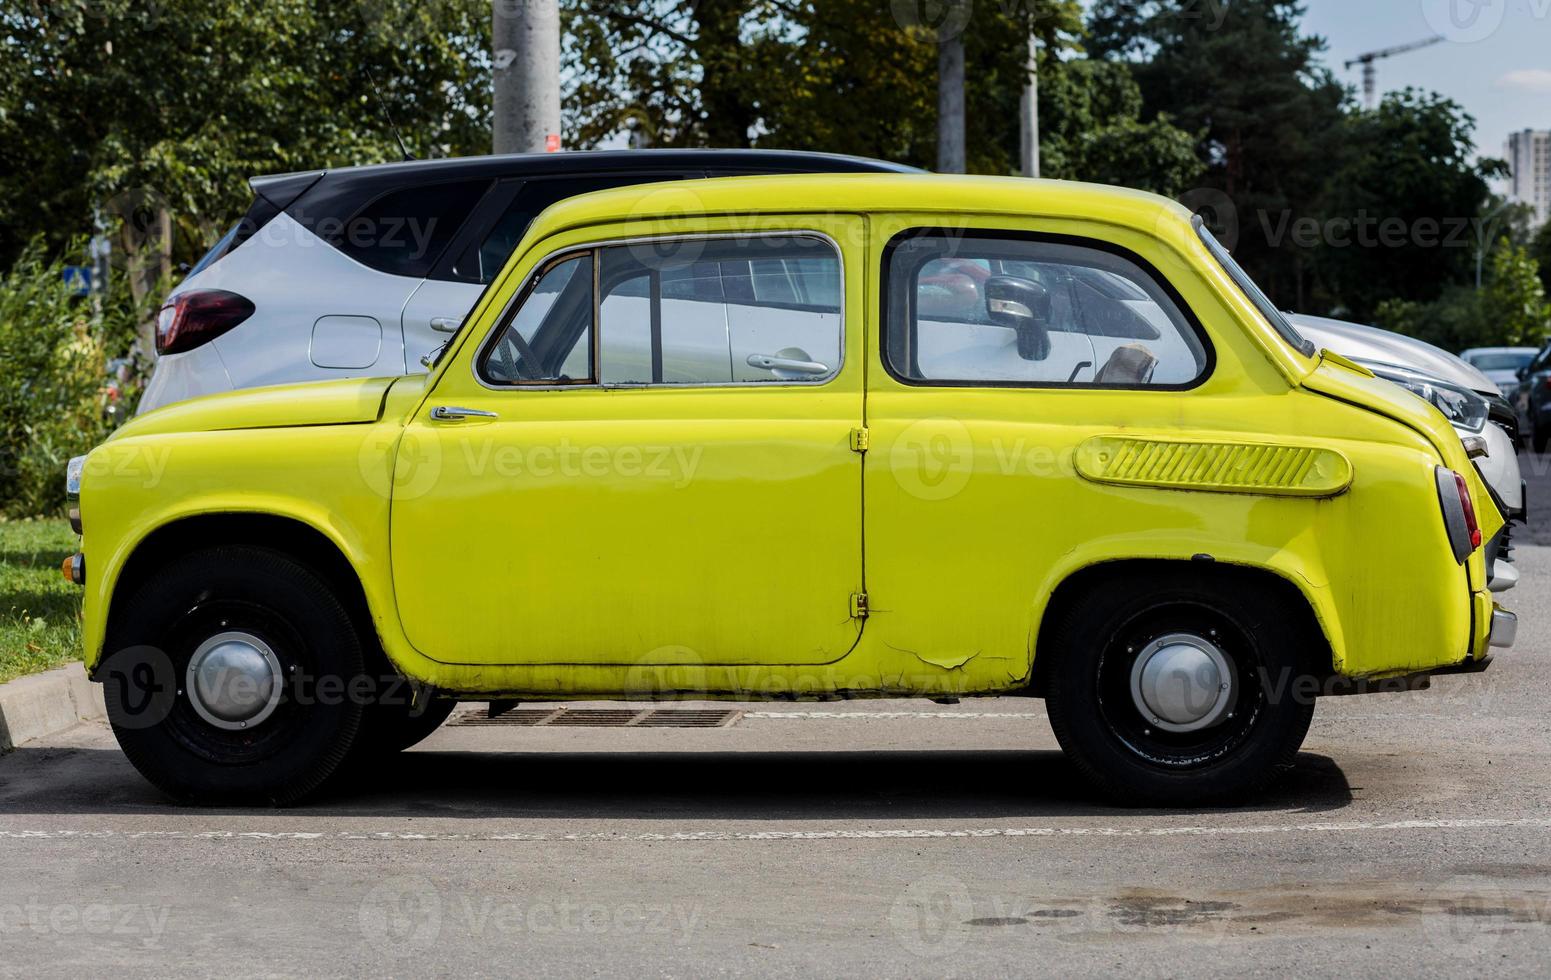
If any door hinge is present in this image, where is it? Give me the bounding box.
[849,426,870,452]
[850,592,870,619]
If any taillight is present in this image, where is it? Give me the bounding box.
[155,289,255,355]
[1435,466,1482,563]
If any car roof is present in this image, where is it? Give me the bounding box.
[250,149,921,205]
[522,173,1188,243]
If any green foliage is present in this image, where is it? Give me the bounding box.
[1312,90,1502,323]
[1532,222,1551,298]
[1088,0,1349,307]
[0,0,493,269]
[0,518,84,683]
[0,243,144,518]
[1483,246,1551,348]
[1036,59,1202,196]
[1375,247,1551,352]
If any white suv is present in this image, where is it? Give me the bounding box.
[142,150,917,413]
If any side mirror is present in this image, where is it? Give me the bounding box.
[984,275,1052,361]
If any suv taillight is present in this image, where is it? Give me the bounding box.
[1435,466,1482,564]
[155,289,255,355]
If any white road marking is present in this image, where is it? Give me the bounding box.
[1,817,1548,844]
[742,711,1046,719]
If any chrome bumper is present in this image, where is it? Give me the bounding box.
[1490,607,1517,649]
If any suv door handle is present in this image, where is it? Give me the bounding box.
[430,405,498,422]
[746,353,830,376]
[430,316,461,333]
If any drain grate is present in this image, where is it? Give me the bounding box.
[453,707,742,728]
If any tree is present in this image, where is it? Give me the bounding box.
[1087,0,1348,308]
[1036,59,1202,196]
[1482,246,1551,348]
[1532,221,1551,298]
[1312,91,1503,322]
[0,0,492,270]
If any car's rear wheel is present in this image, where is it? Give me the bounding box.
[1044,568,1317,806]
[102,546,365,805]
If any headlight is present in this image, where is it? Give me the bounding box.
[1366,365,1490,432]
[65,455,86,498]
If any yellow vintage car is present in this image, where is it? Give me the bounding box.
[65,174,1514,806]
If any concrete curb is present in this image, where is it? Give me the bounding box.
[0,663,105,752]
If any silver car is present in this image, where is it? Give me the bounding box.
[1291,314,1524,594]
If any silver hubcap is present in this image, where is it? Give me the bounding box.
[186,631,283,731]
[1128,632,1237,733]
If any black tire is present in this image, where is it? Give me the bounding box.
[102,546,365,805]
[1044,568,1317,807]
[353,695,457,758]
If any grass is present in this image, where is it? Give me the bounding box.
[0,518,83,683]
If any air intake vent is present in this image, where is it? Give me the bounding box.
[1075,436,1352,498]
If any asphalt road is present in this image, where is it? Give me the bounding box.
[3,456,1551,977]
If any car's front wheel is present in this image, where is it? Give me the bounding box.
[102,546,365,805]
[1044,568,1318,806]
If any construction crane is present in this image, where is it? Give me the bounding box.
[1345,36,1445,109]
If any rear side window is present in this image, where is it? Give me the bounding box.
[332,180,488,279]
[479,234,843,387]
[449,174,688,285]
[188,196,281,276]
[884,230,1209,388]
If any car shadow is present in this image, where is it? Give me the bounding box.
[0,744,1354,820]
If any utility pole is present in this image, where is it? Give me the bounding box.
[937,27,966,173]
[493,0,561,154]
[1019,36,1039,178]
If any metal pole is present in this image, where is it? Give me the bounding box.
[1020,36,1039,178]
[937,32,966,173]
[493,0,561,154]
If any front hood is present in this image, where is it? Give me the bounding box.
[1290,314,1499,395]
[1302,354,1505,540]
[110,377,398,440]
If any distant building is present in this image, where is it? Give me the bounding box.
[1506,129,1551,227]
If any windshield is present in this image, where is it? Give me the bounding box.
[1467,351,1534,371]
[1194,216,1315,357]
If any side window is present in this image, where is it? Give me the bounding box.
[335,180,489,278]
[450,174,687,285]
[884,231,1209,387]
[479,234,842,388]
[481,254,594,384]
[599,236,842,385]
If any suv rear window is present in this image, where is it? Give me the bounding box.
[329,180,488,278]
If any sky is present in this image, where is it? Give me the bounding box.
[1296,0,1551,165]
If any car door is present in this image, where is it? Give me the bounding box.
[389,217,867,667]
[863,222,1214,667]
[402,173,696,371]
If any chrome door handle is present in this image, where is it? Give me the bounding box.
[429,405,498,421]
[746,353,830,376]
[430,316,461,334]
